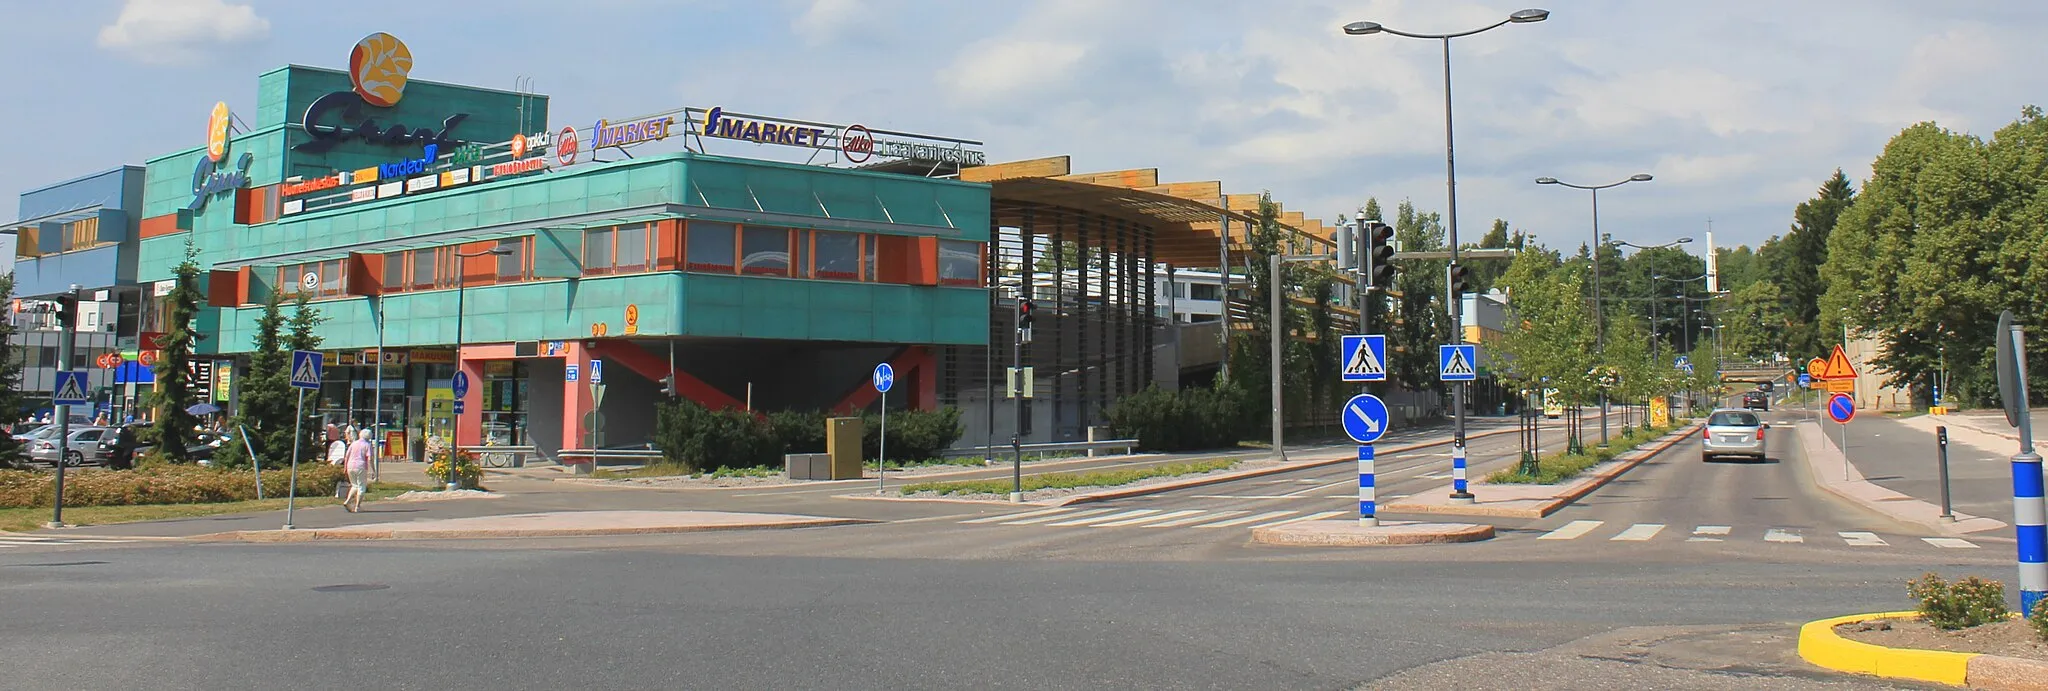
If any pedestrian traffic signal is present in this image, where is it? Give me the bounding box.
[52,295,77,329]
[1335,224,1356,270]
[1364,222,1395,288]
[1018,298,1035,330]
[1448,263,1470,297]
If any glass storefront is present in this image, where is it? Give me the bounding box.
[481,360,529,446]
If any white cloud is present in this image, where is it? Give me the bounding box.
[938,39,1090,103]
[97,0,269,65]
[792,0,869,46]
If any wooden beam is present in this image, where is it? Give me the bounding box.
[1223,194,1264,211]
[1143,181,1223,203]
[1057,169,1159,189]
[960,156,1071,183]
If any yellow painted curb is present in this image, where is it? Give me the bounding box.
[1796,612,1975,687]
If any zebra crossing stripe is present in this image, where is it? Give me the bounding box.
[1839,531,1888,547]
[1538,520,1603,540]
[961,507,1073,524]
[1610,524,1665,541]
[1148,510,1248,528]
[1046,509,1159,527]
[999,508,1118,526]
[1764,529,1803,543]
[1254,510,1345,529]
[1196,511,1298,528]
[1688,526,1730,542]
[1922,537,1980,549]
[1093,510,1205,527]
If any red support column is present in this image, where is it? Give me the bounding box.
[455,356,485,447]
[563,342,595,452]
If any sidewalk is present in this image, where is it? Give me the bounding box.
[1799,418,2005,536]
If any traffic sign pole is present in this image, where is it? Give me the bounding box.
[48,286,79,529]
[874,363,894,496]
[284,388,304,530]
[1358,445,1377,527]
[1994,315,2047,614]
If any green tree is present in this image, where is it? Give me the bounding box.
[286,294,327,458]
[214,292,290,469]
[1494,245,1595,444]
[1770,170,1857,359]
[0,275,24,460]
[1223,194,1288,434]
[1389,200,1449,391]
[149,243,206,463]
[1465,218,1513,293]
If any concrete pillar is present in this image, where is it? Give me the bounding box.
[563,341,596,453]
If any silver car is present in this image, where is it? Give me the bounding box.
[28,427,109,467]
[1702,409,1767,462]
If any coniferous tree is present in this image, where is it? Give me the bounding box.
[149,243,206,462]
[0,275,25,461]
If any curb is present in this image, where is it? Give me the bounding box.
[1379,425,1699,519]
[1797,420,2007,536]
[1250,519,1494,547]
[1797,611,2048,689]
[189,517,877,542]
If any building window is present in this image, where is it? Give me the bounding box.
[740,226,790,276]
[384,253,405,291]
[615,223,650,272]
[411,248,440,290]
[496,238,527,282]
[790,230,809,278]
[686,221,737,273]
[1190,283,1220,301]
[938,240,981,287]
[277,259,347,299]
[584,227,614,274]
[862,235,876,282]
[65,217,99,252]
[814,231,860,280]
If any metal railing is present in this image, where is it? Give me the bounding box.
[457,445,539,468]
[556,447,663,468]
[939,438,1141,460]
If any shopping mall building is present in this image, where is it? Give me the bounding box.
[8,34,1357,462]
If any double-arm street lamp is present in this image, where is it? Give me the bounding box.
[1536,173,1654,446]
[448,244,514,490]
[1345,8,1548,502]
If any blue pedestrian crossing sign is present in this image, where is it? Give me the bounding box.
[51,371,90,405]
[1340,334,1388,382]
[1438,344,1477,382]
[589,359,603,383]
[1341,393,1390,444]
[1798,373,1812,388]
[289,350,323,390]
[873,362,895,393]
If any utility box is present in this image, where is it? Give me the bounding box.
[785,453,831,480]
[826,417,864,480]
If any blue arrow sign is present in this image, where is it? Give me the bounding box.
[873,362,895,393]
[289,350,323,390]
[451,371,470,399]
[51,371,89,405]
[565,364,580,382]
[1340,334,1387,382]
[1341,393,1390,444]
[1438,344,1477,382]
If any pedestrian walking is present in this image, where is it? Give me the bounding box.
[342,429,373,512]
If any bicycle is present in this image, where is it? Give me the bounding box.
[479,450,516,468]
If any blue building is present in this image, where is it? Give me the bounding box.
[6,166,150,416]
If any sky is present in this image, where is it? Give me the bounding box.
[5,0,2045,254]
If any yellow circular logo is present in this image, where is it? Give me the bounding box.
[348,32,413,107]
[206,101,231,162]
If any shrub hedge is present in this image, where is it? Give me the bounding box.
[1907,572,2009,630]
[653,402,964,473]
[0,464,344,509]
[1105,383,1253,452]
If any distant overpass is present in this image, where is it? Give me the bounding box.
[1719,365,1794,385]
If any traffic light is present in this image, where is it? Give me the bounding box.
[1448,263,1470,297]
[53,295,78,329]
[1016,298,1036,344]
[659,373,677,398]
[1335,224,1355,270]
[1364,222,1395,288]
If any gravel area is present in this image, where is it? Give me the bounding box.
[386,489,504,502]
[893,458,1280,502]
[1836,617,2047,660]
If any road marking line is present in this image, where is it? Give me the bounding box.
[1195,511,1299,528]
[1923,537,1979,549]
[1094,509,1206,527]
[1537,520,1603,540]
[1611,524,1665,541]
[1688,525,1729,542]
[1282,478,1357,497]
[1149,510,1247,527]
[999,508,1118,526]
[1764,529,1803,543]
[960,507,1075,524]
[1248,510,1346,529]
[1188,495,1300,500]
[1046,509,1160,527]
[1839,531,1888,547]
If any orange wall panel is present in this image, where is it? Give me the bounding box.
[655,219,681,270]
[139,213,184,239]
[459,241,495,285]
[346,252,383,296]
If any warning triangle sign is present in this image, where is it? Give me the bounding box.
[291,356,322,387]
[1442,349,1475,378]
[52,374,88,404]
[1822,345,1857,380]
[1344,339,1385,378]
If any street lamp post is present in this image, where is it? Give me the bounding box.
[450,245,513,491]
[1535,173,1653,448]
[1345,8,1548,502]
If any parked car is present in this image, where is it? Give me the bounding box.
[28,427,110,467]
[1702,409,1767,462]
[99,424,227,467]
[1742,390,1770,411]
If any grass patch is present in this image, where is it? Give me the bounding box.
[1489,425,1679,484]
[899,459,1237,496]
[0,483,428,533]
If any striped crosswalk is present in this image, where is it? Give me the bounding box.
[0,535,143,549]
[952,507,1347,532]
[1530,520,1982,550]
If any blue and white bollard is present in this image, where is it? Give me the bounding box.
[2016,451,2046,614]
[1359,445,1377,528]
[1452,443,1468,496]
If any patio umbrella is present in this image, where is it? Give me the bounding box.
[186,403,222,416]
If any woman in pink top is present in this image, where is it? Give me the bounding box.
[342,429,374,512]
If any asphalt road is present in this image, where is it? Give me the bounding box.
[1832,413,2019,521]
